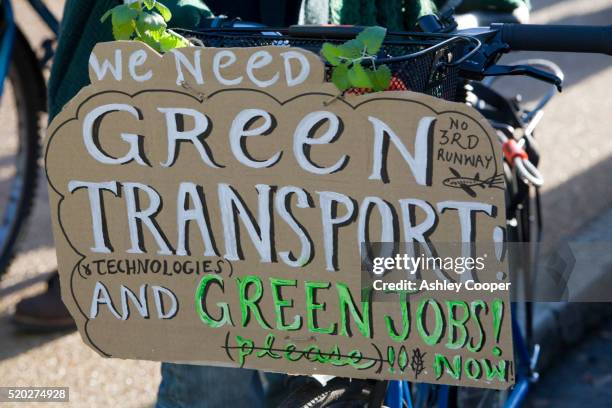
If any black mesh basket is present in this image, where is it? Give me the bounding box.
[175,28,480,102]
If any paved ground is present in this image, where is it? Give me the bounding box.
[500,0,612,246]
[0,0,611,407]
[527,320,612,408]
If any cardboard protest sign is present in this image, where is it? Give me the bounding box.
[45,41,513,389]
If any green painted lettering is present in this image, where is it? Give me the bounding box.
[337,282,371,338]
[256,333,281,359]
[236,335,254,368]
[417,298,444,345]
[270,278,302,331]
[446,300,469,349]
[236,275,271,329]
[384,292,410,342]
[194,274,233,328]
[284,343,302,361]
[433,353,462,380]
[305,281,336,334]
[465,358,482,380]
[483,358,508,382]
[468,300,487,352]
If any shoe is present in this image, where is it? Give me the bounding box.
[12,272,76,332]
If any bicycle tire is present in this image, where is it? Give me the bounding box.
[0,31,43,278]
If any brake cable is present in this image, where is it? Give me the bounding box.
[498,130,544,187]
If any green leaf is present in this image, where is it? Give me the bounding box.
[136,11,167,41]
[143,0,156,10]
[322,26,389,92]
[154,2,172,22]
[368,64,391,91]
[159,30,190,52]
[356,26,386,55]
[111,5,138,40]
[348,63,373,89]
[338,38,364,59]
[113,21,135,40]
[138,35,162,52]
[112,4,138,22]
[321,43,344,66]
[331,63,351,91]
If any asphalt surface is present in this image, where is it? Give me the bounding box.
[0,1,611,407]
[526,320,612,408]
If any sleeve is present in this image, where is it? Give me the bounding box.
[48,0,116,120]
[455,0,531,13]
[331,0,439,30]
[48,0,215,120]
[161,0,214,29]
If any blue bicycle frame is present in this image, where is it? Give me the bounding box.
[0,0,58,96]
[0,0,16,96]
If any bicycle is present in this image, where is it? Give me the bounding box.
[179,13,612,408]
[176,12,612,407]
[0,0,58,278]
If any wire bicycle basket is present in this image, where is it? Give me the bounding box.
[175,27,481,102]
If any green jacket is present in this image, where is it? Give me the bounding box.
[48,0,528,119]
[48,0,215,119]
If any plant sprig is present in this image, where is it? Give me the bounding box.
[101,0,190,53]
[321,26,391,92]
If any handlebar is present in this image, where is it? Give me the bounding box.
[201,18,612,56]
[496,23,612,55]
[190,18,610,88]
[286,22,612,56]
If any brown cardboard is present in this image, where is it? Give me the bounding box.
[45,41,514,389]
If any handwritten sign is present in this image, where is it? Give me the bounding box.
[45,41,513,389]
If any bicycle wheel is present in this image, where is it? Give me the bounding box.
[0,32,43,278]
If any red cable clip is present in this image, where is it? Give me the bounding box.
[502,139,528,165]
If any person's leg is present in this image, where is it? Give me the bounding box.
[12,272,75,331]
[260,371,288,407]
[156,363,266,408]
